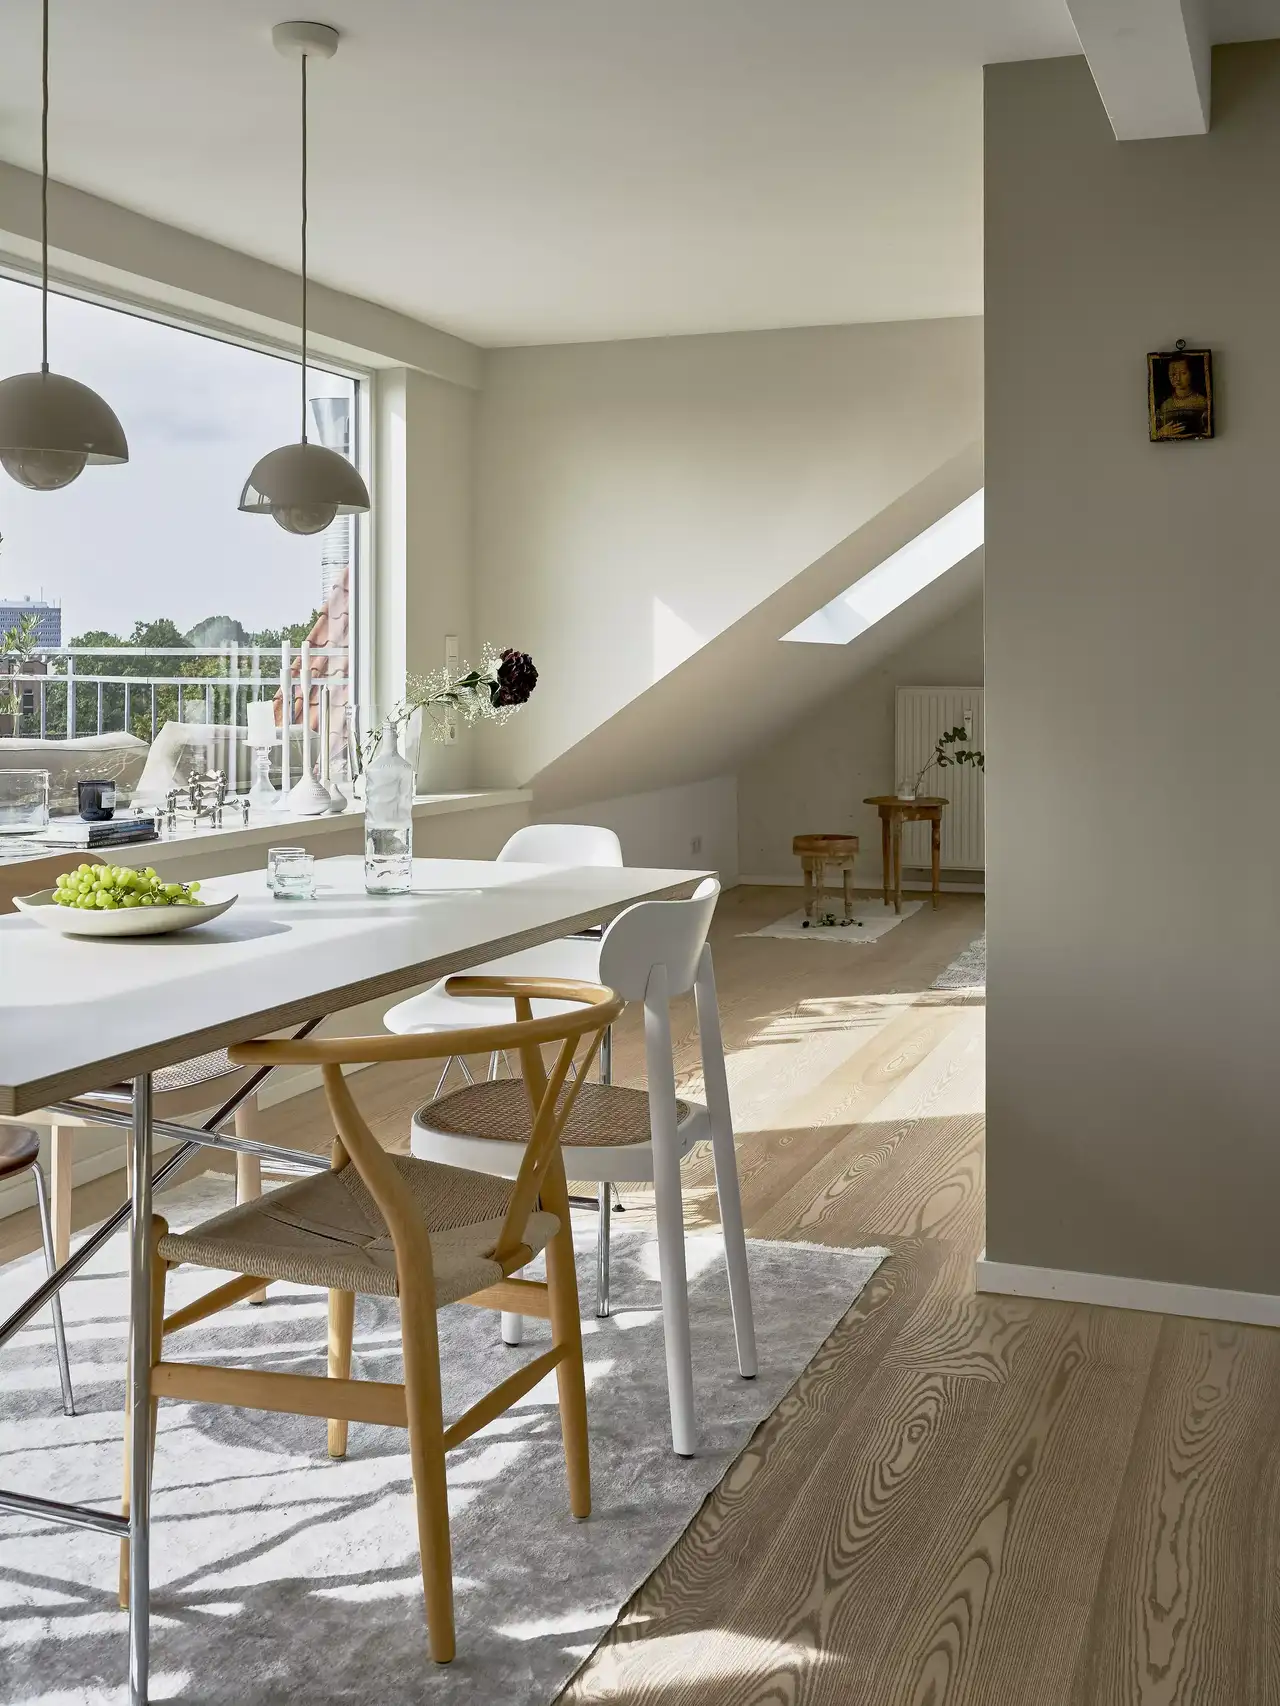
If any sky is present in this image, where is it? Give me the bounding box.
[0,274,355,640]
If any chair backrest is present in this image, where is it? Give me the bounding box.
[598,876,720,1003]
[229,978,625,1273]
[497,823,623,867]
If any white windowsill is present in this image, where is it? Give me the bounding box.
[0,789,532,870]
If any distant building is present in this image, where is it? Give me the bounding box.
[310,397,353,608]
[0,596,61,647]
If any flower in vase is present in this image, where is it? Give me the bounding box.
[491,648,538,708]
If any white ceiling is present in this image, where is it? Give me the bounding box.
[0,1,1275,348]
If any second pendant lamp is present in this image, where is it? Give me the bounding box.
[240,21,369,535]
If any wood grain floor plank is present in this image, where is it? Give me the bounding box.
[1070,1316,1280,1706]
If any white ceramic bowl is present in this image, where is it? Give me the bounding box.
[13,886,237,939]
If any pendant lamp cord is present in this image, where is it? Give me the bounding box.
[40,0,49,374]
[299,50,308,443]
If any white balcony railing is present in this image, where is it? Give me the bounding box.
[3,643,350,744]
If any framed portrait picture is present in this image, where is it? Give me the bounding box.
[1148,341,1213,442]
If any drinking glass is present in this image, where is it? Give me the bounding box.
[267,846,315,899]
[0,769,50,834]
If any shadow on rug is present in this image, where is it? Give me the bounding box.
[0,1176,885,1705]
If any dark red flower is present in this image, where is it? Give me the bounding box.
[491,648,538,708]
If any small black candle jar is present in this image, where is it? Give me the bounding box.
[77,779,116,822]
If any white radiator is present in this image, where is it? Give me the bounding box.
[893,686,985,870]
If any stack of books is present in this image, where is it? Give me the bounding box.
[35,817,159,851]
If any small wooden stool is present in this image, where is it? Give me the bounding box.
[792,834,859,922]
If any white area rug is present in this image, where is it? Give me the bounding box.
[933,933,986,989]
[0,1175,886,1705]
[742,898,923,944]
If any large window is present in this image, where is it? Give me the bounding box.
[0,273,362,804]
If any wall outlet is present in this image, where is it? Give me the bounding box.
[444,635,460,743]
[690,835,703,857]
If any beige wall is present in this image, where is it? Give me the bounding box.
[738,592,983,885]
[472,318,983,788]
[985,44,1280,1296]
[540,776,739,883]
[374,368,477,792]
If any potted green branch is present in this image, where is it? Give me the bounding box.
[897,725,984,801]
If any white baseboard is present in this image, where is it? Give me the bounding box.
[976,1254,1280,1329]
[739,871,985,895]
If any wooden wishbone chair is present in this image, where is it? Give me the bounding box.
[118,977,624,1667]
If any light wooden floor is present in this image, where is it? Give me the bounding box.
[6,884,1279,1704]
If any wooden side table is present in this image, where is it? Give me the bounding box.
[792,834,859,921]
[863,796,948,914]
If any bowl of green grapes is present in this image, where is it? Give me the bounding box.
[14,864,237,938]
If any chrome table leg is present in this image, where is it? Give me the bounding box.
[128,1073,153,1706]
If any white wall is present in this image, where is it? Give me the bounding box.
[374,368,477,791]
[985,44,1280,1300]
[472,318,983,788]
[540,776,738,883]
[738,591,983,884]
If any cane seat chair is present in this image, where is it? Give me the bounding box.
[118,976,623,1667]
[0,1124,74,1414]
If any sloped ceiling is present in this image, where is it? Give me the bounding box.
[529,442,983,809]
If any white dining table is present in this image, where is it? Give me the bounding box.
[0,854,706,1705]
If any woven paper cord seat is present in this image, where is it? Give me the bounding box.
[159,1152,559,1304]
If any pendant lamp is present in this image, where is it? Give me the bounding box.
[0,0,128,490]
[240,22,370,535]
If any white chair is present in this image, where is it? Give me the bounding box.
[386,823,624,1320]
[410,877,757,1456]
[384,823,623,1095]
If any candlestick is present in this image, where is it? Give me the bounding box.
[288,639,335,816]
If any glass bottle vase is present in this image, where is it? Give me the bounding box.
[363,718,413,895]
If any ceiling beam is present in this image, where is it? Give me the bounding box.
[1066,0,1211,139]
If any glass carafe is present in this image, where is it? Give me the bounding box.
[363,719,413,894]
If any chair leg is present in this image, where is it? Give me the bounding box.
[30,1161,74,1416]
[500,1284,526,1347]
[709,1121,757,1379]
[50,1123,73,1268]
[595,1181,611,1319]
[234,1099,266,1305]
[433,1059,454,1098]
[119,1217,168,1609]
[541,1157,591,1518]
[695,944,758,1378]
[399,1293,456,1664]
[652,1139,696,1456]
[327,1289,356,1458]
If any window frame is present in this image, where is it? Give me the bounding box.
[0,257,375,732]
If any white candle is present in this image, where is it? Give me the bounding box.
[246,700,277,749]
[279,640,292,796]
[300,642,313,780]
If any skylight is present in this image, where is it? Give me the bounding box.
[781,489,983,645]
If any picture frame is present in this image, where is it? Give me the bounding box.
[1148,340,1213,442]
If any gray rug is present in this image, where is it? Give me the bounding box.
[933,932,986,989]
[0,1175,885,1704]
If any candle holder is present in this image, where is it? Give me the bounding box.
[245,699,281,812]
[288,640,334,817]
[320,686,347,812]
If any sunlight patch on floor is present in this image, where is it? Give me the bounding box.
[576,1628,832,1696]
